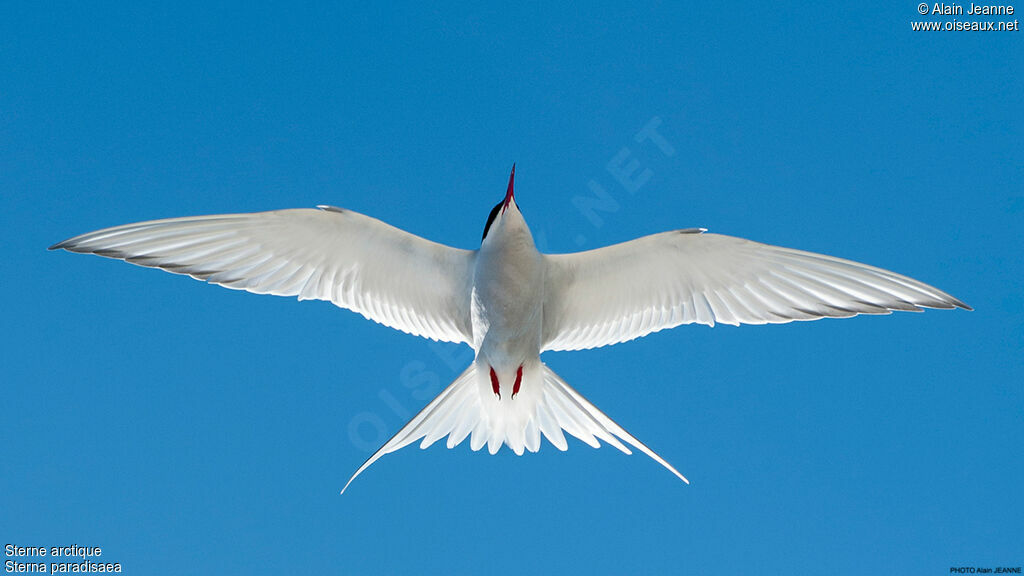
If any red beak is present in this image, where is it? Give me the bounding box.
[502,163,515,213]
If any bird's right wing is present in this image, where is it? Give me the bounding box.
[51,206,476,344]
[542,230,969,351]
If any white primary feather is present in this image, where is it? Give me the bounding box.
[542,230,970,351]
[52,192,969,493]
[51,207,476,344]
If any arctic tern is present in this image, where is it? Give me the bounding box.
[51,165,970,492]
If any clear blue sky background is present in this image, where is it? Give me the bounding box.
[2,3,1020,574]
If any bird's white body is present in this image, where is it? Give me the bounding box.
[51,167,969,492]
[471,207,545,454]
[473,203,543,376]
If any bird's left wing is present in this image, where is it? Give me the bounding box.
[51,207,476,344]
[542,230,969,351]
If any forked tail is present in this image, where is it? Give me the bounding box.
[341,362,688,493]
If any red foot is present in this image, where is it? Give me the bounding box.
[512,365,523,399]
[489,367,501,399]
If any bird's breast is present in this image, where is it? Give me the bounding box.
[470,239,544,358]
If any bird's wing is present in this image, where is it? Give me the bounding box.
[51,206,476,344]
[542,230,970,351]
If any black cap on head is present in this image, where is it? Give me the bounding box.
[482,164,517,242]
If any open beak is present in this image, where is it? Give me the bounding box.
[502,163,515,213]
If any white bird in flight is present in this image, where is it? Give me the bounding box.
[51,166,970,492]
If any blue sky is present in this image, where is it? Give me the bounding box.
[2,3,1021,574]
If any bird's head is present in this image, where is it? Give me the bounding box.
[480,164,530,246]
